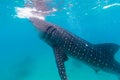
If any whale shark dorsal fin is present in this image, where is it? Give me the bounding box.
[53,47,68,80]
[95,43,120,57]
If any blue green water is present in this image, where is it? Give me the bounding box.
[0,0,120,80]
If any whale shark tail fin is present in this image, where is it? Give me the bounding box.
[95,43,120,57]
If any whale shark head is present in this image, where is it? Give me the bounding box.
[30,17,57,35]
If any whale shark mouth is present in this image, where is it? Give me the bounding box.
[15,0,57,20]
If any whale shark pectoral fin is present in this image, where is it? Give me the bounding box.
[95,43,120,57]
[53,47,68,80]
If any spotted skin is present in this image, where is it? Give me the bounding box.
[54,47,68,80]
[30,17,120,80]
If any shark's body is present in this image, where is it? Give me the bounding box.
[30,17,120,80]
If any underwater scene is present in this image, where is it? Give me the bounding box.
[0,0,120,80]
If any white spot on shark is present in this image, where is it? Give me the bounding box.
[85,44,88,47]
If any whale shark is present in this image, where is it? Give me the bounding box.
[30,17,120,80]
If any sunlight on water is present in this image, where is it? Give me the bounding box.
[15,7,45,20]
[103,3,120,9]
[15,0,57,20]
[15,7,57,20]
